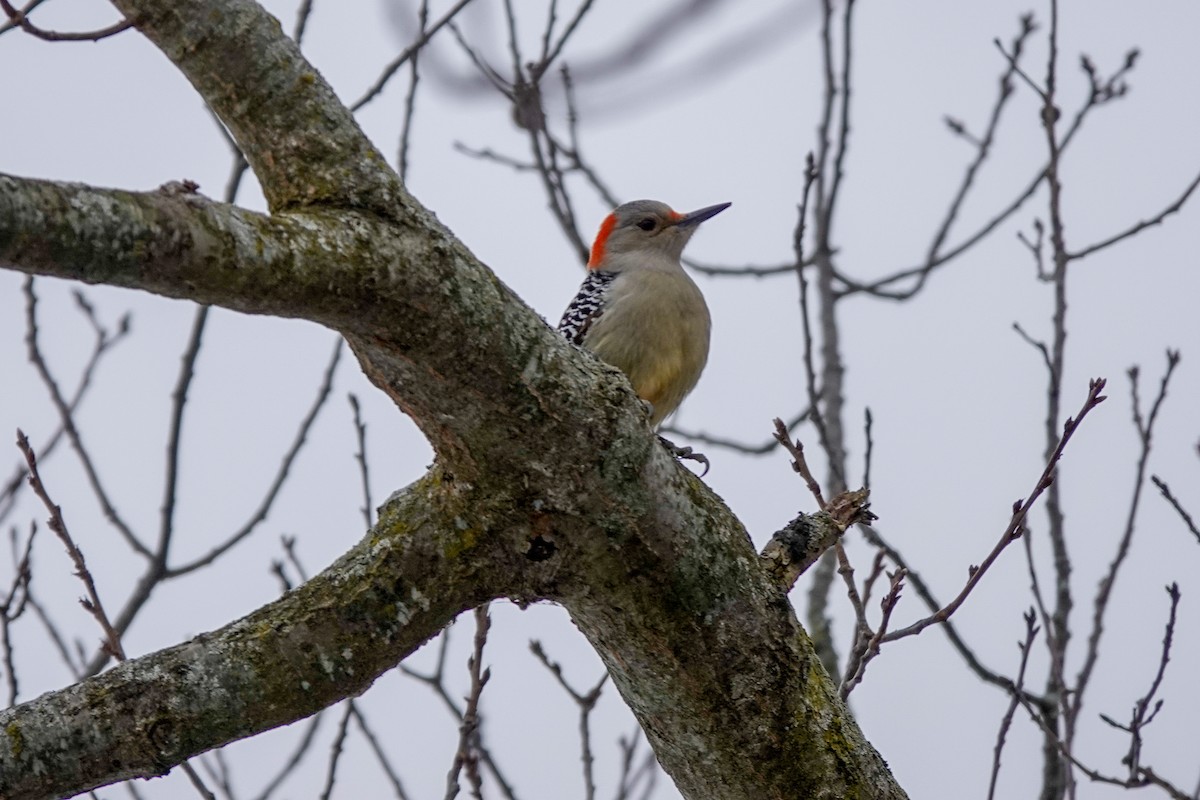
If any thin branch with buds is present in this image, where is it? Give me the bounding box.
[1071,353,1180,725]
[445,606,492,800]
[881,378,1106,644]
[987,610,1041,800]
[838,563,905,699]
[1098,583,1179,781]
[1150,476,1199,544]
[1009,592,1192,800]
[401,621,519,800]
[16,431,217,797]
[15,431,125,661]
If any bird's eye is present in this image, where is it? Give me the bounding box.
[636,217,656,231]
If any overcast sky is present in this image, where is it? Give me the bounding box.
[2,1,1199,798]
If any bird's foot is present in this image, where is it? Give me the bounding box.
[658,435,710,477]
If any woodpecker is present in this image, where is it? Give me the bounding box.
[558,199,730,469]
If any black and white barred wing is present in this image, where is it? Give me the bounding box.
[557,270,616,346]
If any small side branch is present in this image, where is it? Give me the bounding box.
[529,640,607,800]
[15,430,125,662]
[987,609,1040,800]
[445,606,492,800]
[881,377,1107,643]
[1098,583,1179,780]
[1150,476,1199,544]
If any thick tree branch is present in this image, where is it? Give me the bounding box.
[0,3,909,798]
[109,0,406,216]
[0,474,501,799]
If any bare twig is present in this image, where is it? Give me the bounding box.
[249,715,324,800]
[661,407,808,456]
[165,338,343,577]
[0,291,131,526]
[529,640,607,800]
[1072,353,1180,721]
[988,609,1040,800]
[1021,526,1059,680]
[858,523,1043,701]
[158,305,210,569]
[0,0,44,36]
[1012,321,1052,373]
[1069,170,1200,260]
[838,11,1125,304]
[614,726,658,800]
[448,5,603,264]
[445,606,492,800]
[398,0,430,180]
[12,435,228,800]
[453,65,621,234]
[351,0,477,112]
[348,394,375,529]
[16,430,125,661]
[350,704,411,799]
[1098,584,1179,779]
[15,426,227,800]
[318,702,355,800]
[839,563,905,698]
[993,33,1048,101]
[1014,667,1194,800]
[178,762,217,800]
[198,750,234,800]
[532,0,597,81]
[23,591,80,677]
[1017,218,1048,280]
[688,259,798,278]
[1,523,37,704]
[23,278,148,557]
[823,0,857,226]
[0,0,131,41]
[881,378,1107,643]
[858,550,887,611]
[77,337,341,678]
[292,0,315,44]
[835,14,1036,300]
[1031,9,1076,792]
[861,407,873,490]
[1150,476,1199,544]
[280,535,308,582]
[773,418,826,510]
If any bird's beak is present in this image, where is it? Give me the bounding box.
[674,202,732,228]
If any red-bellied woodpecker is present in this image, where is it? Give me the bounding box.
[558,199,730,470]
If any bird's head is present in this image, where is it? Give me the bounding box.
[587,199,731,270]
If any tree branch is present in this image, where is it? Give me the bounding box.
[0,474,499,799]
[0,4,910,798]
[110,0,405,216]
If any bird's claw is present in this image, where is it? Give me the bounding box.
[658,435,710,477]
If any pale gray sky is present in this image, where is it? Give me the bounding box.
[2,1,1199,798]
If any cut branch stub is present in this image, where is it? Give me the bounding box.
[761,488,875,591]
